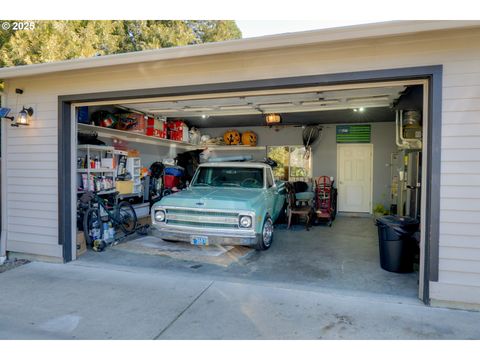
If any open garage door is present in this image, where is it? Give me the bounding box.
[60,69,440,305]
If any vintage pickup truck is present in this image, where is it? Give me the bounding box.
[151,161,286,250]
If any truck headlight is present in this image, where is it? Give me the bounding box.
[155,210,166,222]
[239,215,252,228]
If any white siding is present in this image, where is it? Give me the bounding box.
[2,26,480,305]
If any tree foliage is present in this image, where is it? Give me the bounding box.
[0,20,242,67]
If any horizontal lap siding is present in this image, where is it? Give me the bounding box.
[4,91,61,258]
[2,27,480,302]
[438,42,480,304]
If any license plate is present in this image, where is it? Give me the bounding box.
[191,236,209,246]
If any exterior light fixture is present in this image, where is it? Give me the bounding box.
[1,89,33,127]
[359,107,365,112]
[265,113,281,125]
[14,106,33,126]
[0,106,32,127]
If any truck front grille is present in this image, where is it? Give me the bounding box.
[164,208,240,229]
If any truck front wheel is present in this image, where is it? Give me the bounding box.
[254,217,274,251]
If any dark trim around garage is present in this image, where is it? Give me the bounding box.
[58,65,442,302]
[58,101,72,262]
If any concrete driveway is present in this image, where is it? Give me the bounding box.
[0,261,479,340]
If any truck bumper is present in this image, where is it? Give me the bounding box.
[151,226,261,246]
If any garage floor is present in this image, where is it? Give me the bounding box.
[79,215,418,299]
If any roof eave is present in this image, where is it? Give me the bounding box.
[1,20,480,80]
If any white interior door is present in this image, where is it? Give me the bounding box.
[337,144,373,213]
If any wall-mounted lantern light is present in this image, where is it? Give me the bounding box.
[0,88,33,127]
[14,106,33,126]
[0,106,33,127]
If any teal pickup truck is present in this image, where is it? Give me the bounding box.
[151,162,286,250]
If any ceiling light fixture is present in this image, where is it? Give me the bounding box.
[265,113,281,125]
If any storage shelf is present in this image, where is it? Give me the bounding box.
[78,123,194,150]
[202,145,266,151]
[118,193,143,199]
[77,144,115,152]
[77,189,116,195]
[77,168,116,173]
[78,124,267,152]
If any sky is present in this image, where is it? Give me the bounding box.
[236,20,375,38]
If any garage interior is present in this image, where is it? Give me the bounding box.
[73,80,426,299]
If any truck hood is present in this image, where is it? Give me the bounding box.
[156,187,264,211]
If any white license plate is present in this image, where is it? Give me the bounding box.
[191,236,209,246]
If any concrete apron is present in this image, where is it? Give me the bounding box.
[0,261,479,340]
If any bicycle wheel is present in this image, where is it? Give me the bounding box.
[83,207,101,246]
[116,201,138,235]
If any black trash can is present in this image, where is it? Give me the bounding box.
[375,215,420,273]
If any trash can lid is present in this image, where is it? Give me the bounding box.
[376,215,420,236]
[377,215,419,226]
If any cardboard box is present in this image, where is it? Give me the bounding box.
[137,216,152,227]
[116,180,134,194]
[76,231,87,256]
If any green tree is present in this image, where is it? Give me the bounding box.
[0,20,242,67]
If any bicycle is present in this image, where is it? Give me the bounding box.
[80,191,138,247]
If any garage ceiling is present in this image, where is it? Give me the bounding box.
[121,85,411,128]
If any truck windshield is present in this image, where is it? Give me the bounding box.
[192,167,264,188]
